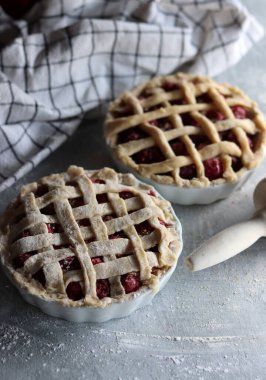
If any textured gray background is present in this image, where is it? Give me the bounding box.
[1,1,266,379]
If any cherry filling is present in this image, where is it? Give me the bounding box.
[132,147,165,164]
[204,158,224,180]
[219,130,236,144]
[118,127,148,144]
[66,256,110,300]
[121,272,141,294]
[119,191,134,200]
[232,156,242,172]
[90,178,106,184]
[247,133,256,151]
[109,231,127,239]
[158,218,172,228]
[66,282,83,301]
[196,93,212,104]
[34,185,49,198]
[93,257,111,299]
[53,244,72,250]
[96,279,110,299]
[13,252,33,269]
[96,193,108,204]
[205,110,225,122]
[60,256,81,271]
[147,190,157,197]
[46,223,63,234]
[150,118,173,131]
[162,81,180,92]
[69,197,85,208]
[231,105,248,119]
[181,113,198,127]
[78,219,91,227]
[91,257,103,265]
[190,135,211,150]
[102,215,114,222]
[179,164,197,180]
[135,221,154,236]
[170,139,188,155]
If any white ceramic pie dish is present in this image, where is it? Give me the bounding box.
[0,172,183,323]
[2,257,179,323]
[110,149,255,205]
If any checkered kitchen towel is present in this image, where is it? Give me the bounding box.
[0,0,263,191]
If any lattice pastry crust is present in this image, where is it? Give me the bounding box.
[0,166,181,308]
[105,73,266,188]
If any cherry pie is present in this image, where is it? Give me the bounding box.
[0,166,181,313]
[105,73,266,188]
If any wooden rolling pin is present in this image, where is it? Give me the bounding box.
[186,178,266,272]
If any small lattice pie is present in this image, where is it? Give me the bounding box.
[0,166,181,310]
[105,73,266,188]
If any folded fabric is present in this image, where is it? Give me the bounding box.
[0,0,263,192]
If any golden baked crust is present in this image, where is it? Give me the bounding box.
[0,166,181,308]
[105,73,266,188]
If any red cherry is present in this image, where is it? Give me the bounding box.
[181,113,198,127]
[118,127,148,144]
[69,197,85,208]
[96,193,108,204]
[231,105,247,119]
[109,231,127,239]
[204,158,224,180]
[78,219,90,227]
[121,272,141,294]
[231,156,242,172]
[150,118,173,131]
[170,139,187,155]
[91,257,103,265]
[196,93,212,103]
[60,256,80,271]
[247,134,256,151]
[179,164,197,179]
[46,223,62,234]
[135,221,153,236]
[119,191,134,200]
[158,218,172,228]
[13,252,32,269]
[162,81,179,92]
[102,215,114,222]
[96,279,110,299]
[206,110,225,122]
[66,282,84,301]
[132,147,165,164]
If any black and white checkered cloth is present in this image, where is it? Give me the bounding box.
[0,0,263,191]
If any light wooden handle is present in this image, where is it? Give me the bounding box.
[186,216,266,272]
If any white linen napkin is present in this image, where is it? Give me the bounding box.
[0,0,263,191]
